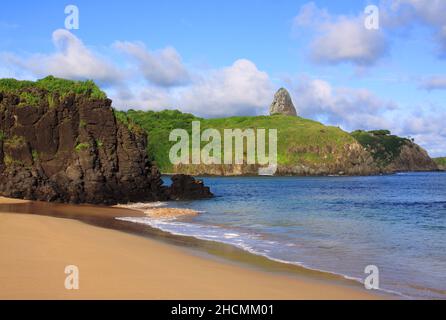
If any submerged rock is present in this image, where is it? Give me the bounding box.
[269,88,297,116]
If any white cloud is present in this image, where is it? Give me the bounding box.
[419,76,446,90]
[176,59,274,117]
[390,0,446,27]
[397,108,446,157]
[311,17,387,66]
[4,29,121,85]
[382,0,446,57]
[292,76,396,130]
[294,0,446,66]
[294,3,388,66]
[1,30,273,118]
[114,41,190,87]
[293,2,329,29]
[111,59,274,118]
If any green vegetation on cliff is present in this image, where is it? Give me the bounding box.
[0,76,107,106]
[3,135,26,149]
[74,142,90,153]
[115,109,200,169]
[434,157,446,168]
[351,130,410,167]
[119,109,356,172]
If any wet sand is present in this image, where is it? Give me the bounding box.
[0,197,385,299]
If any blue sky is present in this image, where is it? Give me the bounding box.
[1,0,445,156]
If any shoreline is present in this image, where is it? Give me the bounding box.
[0,196,387,299]
[161,169,444,178]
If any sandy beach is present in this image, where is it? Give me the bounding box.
[0,197,382,300]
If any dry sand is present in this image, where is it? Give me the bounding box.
[0,198,383,300]
[0,196,30,204]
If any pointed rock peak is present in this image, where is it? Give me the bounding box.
[269,88,297,116]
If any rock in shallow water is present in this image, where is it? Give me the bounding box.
[167,174,214,200]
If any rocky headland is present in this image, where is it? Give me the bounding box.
[0,77,212,204]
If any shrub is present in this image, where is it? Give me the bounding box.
[113,110,145,135]
[75,142,90,152]
[4,135,26,148]
[47,94,57,108]
[0,76,107,102]
[3,154,23,166]
[18,92,41,107]
[369,129,391,136]
[434,157,446,166]
[32,150,39,162]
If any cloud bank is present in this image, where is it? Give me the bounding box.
[294,2,388,66]
[4,29,121,85]
[2,29,274,118]
[114,41,190,87]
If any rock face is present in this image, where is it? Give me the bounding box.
[167,174,213,200]
[386,143,438,172]
[435,158,446,171]
[171,139,438,177]
[0,88,212,204]
[269,88,297,116]
[172,142,379,176]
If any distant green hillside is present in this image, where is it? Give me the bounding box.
[351,130,410,167]
[0,76,107,107]
[434,157,446,168]
[115,109,200,170]
[118,109,356,172]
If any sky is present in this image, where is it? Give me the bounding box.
[0,0,445,156]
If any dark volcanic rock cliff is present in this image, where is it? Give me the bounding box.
[0,88,170,204]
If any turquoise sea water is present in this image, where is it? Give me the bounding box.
[124,172,446,299]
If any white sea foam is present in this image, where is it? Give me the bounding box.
[115,202,167,211]
[224,233,240,239]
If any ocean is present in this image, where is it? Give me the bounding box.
[119,172,446,299]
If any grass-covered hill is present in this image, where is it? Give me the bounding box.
[118,108,439,175]
[434,157,446,170]
[117,109,376,175]
[114,109,199,170]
